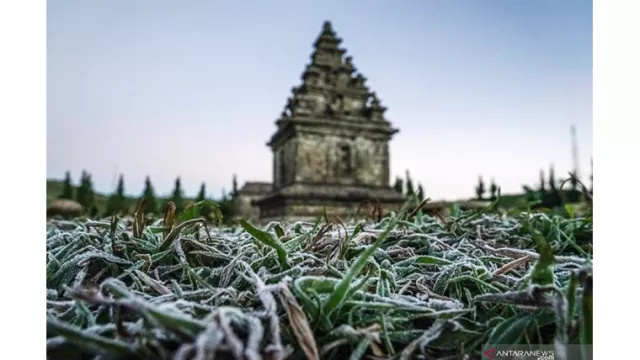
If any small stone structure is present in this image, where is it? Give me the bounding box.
[233,182,272,223]
[235,21,406,223]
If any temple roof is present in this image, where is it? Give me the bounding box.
[268,21,395,148]
[313,21,342,50]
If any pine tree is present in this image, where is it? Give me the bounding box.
[170,177,185,214]
[219,187,234,221]
[196,183,206,202]
[86,174,95,212]
[539,169,546,193]
[393,177,403,194]
[417,184,424,201]
[75,170,87,206]
[195,182,213,221]
[545,164,562,208]
[475,176,486,200]
[142,176,158,215]
[489,178,498,200]
[232,174,238,196]
[59,171,74,200]
[75,170,95,212]
[405,170,415,197]
[106,175,127,216]
[548,165,557,191]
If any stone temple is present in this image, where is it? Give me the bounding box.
[234,21,406,223]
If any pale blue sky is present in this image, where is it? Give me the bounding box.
[47,0,592,200]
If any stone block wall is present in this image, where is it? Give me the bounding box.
[234,193,260,223]
[233,182,272,223]
[293,133,388,187]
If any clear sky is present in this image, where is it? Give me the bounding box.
[47,0,592,201]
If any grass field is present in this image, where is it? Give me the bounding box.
[45,198,592,360]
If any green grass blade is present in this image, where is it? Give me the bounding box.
[323,202,410,315]
[47,316,136,357]
[239,219,289,270]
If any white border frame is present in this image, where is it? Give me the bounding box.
[0,0,637,358]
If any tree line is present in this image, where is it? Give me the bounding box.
[55,170,235,220]
[474,160,593,208]
[473,177,500,201]
[392,170,425,200]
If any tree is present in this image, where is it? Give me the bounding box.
[475,176,486,200]
[548,164,557,192]
[393,177,403,194]
[489,178,498,200]
[417,184,424,201]
[106,175,127,216]
[170,177,185,214]
[539,169,546,193]
[232,174,238,196]
[219,187,235,221]
[543,164,561,209]
[75,170,95,212]
[75,170,87,206]
[196,182,213,221]
[59,171,74,200]
[405,170,415,197]
[196,183,207,202]
[141,176,158,215]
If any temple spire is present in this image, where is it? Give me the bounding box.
[274,20,391,125]
[313,21,342,50]
[310,21,345,69]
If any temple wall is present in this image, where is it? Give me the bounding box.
[294,133,387,187]
[234,193,262,223]
[274,139,297,188]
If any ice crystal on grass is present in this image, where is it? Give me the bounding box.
[46,204,592,360]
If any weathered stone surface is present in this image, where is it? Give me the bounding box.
[293,133,388,186]
[255,183,406,223]
[233,182,272,223]
[235,21,406,223]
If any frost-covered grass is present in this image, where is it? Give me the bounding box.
[46,200,592,360]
